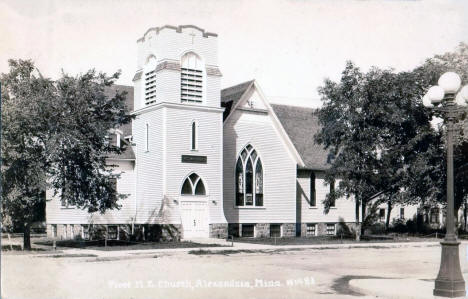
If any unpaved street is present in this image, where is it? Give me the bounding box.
[3,242,468,299]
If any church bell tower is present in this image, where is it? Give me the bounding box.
[132,25,227,238]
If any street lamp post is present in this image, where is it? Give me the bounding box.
[424,72,468,297]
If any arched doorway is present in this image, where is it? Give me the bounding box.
[179,173,209,238]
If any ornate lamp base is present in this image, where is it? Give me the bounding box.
[434,240,466,297]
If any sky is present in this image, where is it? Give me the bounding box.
[1,0,467,108]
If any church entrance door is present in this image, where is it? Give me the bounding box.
[180,199,208,238]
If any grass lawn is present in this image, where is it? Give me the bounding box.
[232,235,439,246]
[34,239,226,251]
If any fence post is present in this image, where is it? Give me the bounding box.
[105,235,107,247]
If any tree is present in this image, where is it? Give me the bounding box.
[1,60,132,249]
[316,42,468,234]
[316,62,436,234]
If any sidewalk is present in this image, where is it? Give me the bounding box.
[350,278,467,299]
[36,239,445,259]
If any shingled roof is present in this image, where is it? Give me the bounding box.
[270,104,330,171]
[104,84,135,160]
[220,80,254,120]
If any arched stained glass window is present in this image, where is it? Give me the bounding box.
[235,144,263,206]
[181,173,206,195]
[235,158,244,206]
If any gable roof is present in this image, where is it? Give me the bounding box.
[220,80,254,120]
[270,104,330,171]
[104,84,135,160]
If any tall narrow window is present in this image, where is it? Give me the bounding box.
[181,52,203,103]
[310,172,316,207]
[235,144,263,207]
[235,159,244,206]
[191,121,197,150]
[329,179,335,207]
[181,173,206,196]
[144,56,157,105]
[255,160,263,206]
[145,123,149,152]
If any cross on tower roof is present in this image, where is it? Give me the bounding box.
[189,31,196,44]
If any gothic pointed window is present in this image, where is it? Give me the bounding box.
[235,144,263,207]
[255,159,263,206]
[144,55,157,105]
[181,52,203,103]
[235,158,244,206]
[181,173,206,196]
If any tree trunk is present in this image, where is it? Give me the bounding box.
[464,202,467,232]
[23,222,31,250]
[355,198,361,241]
[385,201,392,232]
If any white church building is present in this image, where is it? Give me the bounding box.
[46,25,415,240]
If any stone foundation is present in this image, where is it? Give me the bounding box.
[209,223,228,238]
[255,223,269,238]
[282,223,296,237]
[46,223,182,241]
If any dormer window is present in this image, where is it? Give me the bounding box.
[181,52,203,104]
[145,56,157,105]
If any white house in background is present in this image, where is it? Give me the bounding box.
[47,24,418,240]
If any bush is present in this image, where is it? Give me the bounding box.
[390,218,407,233]
[365,222,386,235]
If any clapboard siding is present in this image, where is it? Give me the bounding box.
[164,106,226,224]
[297,171,358,223]
[46,160,136,224]
[223,109,297,223]
[377,203,419,223]
[132,109,164,224]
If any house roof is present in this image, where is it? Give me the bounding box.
[220,80,254,120]
[104,84,135,160]
[270,104,330,171]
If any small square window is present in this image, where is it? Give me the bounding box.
[270,224,281,238]
[326,224,336,236]
[306,224,316,236]
[242,224,254,237]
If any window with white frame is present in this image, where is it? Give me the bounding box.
[144,56,157,105]
[70,224,75,239]
[379,208,385,222]
[191,121,197,150]
[235,144,263,207]
[310,172,316,207]
[400,208,405,219]
[52,224,57,238]
[82,225,89,240]
[181,52,203,103]
[270,224,281,238]
[306,223,316,236]
[181,173,206,196]
[242,224,255,237]
[326,223,336,236]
